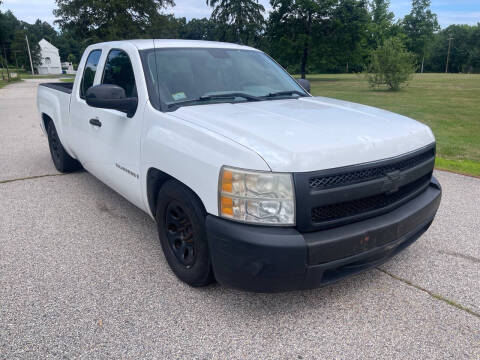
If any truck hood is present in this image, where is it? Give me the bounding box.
[170,96,435,172]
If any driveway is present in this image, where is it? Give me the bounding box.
[1,79,479,359]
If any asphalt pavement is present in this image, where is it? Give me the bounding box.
[1,79,479,359]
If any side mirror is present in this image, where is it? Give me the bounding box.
[86,84,138,118]
[296,78,311,93]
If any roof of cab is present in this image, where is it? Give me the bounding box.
[96,39,259,51]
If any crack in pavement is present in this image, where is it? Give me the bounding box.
[437,250,480,265]
[377,268,480,319]
[0,173,67,184]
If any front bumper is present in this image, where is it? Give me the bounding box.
[206,177,441,292]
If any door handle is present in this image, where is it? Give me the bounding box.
[89,118,102,127]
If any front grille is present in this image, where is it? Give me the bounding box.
[293,144,436,232]
[309,147,435,190]
[311,174,431,223]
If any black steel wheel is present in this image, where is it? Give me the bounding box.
[49,124,62,167]
[156,179,215,287]
[165,201,196,267]
[46,121,81,173]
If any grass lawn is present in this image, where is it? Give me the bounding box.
[1,73,74,89]
[308,73,480,177]
[2,68,76,80]
[21,73,76,79]
[0,76,21,89]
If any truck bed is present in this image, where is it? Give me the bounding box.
[39,82,74,94]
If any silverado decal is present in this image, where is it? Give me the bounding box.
[115,163,139,179]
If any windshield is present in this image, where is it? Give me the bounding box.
[141,47,308,110]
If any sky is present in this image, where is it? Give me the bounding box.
[1,0,479,29]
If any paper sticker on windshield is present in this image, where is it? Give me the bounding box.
[172,92,187,101]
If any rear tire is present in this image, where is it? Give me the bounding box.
[46,121,81,173]
[156,179,215,287]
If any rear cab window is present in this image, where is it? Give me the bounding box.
[102,49,137,97]
[80,49,102,99]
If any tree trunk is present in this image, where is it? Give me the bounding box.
[421,56,425,73]
[300,11,312,79]
[2,45,10,81]
[300,49,307,79]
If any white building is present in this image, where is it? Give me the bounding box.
[36,39,62,75]
[61,62,76,75]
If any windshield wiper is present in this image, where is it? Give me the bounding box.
[166,92,260,110]
[199,92,261,101]
[265,90,307,98]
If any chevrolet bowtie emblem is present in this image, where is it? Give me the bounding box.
[382,170,402,194]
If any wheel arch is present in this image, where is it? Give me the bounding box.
[146,167,207,219]
[41,112,53,133]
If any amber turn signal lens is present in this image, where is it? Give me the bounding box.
[220,196,233,216]
[221,170,233,193]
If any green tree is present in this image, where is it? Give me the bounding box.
[67,53,75,63]
[54,0,175,44]
[206,0,265,45]
[10,29,30,69]
[0,10,21,61]
[327,0,371,73]
[368,0,394,48]
[366,37,416,90]
[56,29,82,62]
[402,0,439,72]
[180,18,220,40]
[0,14,45,70]
[268,0,336,79]
[468,25,480,73]
[28,19,58,44]
[149,13,185,38]
[428,24,480,73]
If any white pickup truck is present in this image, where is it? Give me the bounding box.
[37,39,441,292]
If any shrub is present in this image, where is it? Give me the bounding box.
[365,38,416,90]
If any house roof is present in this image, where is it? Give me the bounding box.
[39,38,59,51]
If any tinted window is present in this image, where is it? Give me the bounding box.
[80,50,102,99]
[102,49,136,97]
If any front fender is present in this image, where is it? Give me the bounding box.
[141,103,270,216]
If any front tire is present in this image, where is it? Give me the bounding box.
[46,121,81,173]
[156,180,215,287]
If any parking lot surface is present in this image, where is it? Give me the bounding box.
[1,80,479,359]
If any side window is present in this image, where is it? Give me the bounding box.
[102,49,136,97]
[80,50,102,99]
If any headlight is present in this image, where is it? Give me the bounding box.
[218,166,295,225]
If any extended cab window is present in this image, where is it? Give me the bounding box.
[102,49,136,97]
[80,49,102,99]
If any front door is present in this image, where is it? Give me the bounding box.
[69,48,104,175]
[84,47,144,209]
